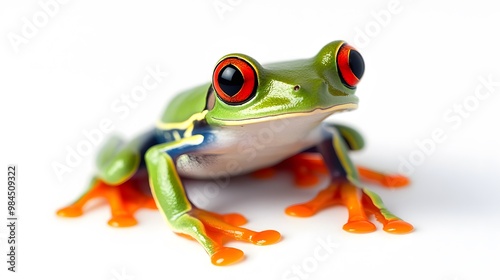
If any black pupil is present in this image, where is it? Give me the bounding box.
[349,50,365,80]
[218,65,244,97]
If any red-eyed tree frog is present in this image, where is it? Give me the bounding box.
[57,40,413,266]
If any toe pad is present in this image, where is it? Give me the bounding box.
[211,247,244,266]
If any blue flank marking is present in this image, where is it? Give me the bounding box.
[154,125,215,159]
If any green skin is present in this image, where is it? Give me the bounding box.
[86,40,403,263]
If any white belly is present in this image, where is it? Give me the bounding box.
[176,116,326,179]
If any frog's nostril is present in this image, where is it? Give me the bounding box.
[337,44,364,88]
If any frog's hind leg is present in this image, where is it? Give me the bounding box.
[278,152,328,187]
[57,171,156,227]
[56,176,103,218]
[57,132,157,227]
[361,188,413,234]
[104,171,157,227]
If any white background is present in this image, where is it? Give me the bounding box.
[1,0,500,279]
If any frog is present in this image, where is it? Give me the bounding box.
[57,40,413,266]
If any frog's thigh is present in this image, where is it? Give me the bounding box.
[97,131,156,185]
[57,131,156,221]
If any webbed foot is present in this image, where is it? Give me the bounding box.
[276,153,410,188]
[286,180,413,234]
[57,176,156,227]
[173,209,281,266]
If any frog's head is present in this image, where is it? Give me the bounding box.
[205,40,364,127]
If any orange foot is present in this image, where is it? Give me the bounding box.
[176,209,281,266]
[57,177,156,227]
[277,153,328,187]
[254,152,410,188]
[285,180,413,234]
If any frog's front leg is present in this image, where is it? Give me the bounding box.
[285,127,413,234]
[145,135,280,266]
[57,132,157,227]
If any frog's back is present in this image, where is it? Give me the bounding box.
[160,83,210,123]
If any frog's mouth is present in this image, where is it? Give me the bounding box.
[211,103,357,126]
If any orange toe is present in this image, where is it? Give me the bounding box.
[221,213,247,226]
[250,230,281,245]
[383,220,414,234]
[285,204,316,217]
[383,175,410,188]
[57,206,83,217]
[211,247,244,266]
[343,220,377,233]
[108,215,138,227]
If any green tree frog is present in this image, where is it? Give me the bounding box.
[57,40,413,266]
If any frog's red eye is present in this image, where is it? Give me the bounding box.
[213,57,257,104]
[337,44,365,88]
